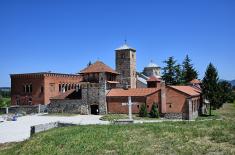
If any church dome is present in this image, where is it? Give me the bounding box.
[115,43,136,51]
[147,62,159,68]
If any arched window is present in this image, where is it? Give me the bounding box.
[59,84,61,92]
[29,84,32,93]
[65,84,68,91]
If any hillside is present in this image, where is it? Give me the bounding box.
[230,80,235,86]
[1,103,235,155]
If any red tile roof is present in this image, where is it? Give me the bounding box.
[50,89,76,100]
[80,61,118,74]
[190,79,202,84]
[168,86,201,96]
[107,88,160,97]
[147,76,161,82]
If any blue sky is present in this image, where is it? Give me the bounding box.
[0,0,235,87]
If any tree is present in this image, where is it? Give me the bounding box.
[139,104,148,117]
[87,61,92,67]
[201,63,219,115]
[218,81,234,105]
[0,97,6,108]
[175,64,184,85]
[182,55,198,84]
[149,103,159,118]
[162,57,182,85]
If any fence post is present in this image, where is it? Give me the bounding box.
[38,104,41,113]
[6,107,9,114]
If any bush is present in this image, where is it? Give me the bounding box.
[0,98,5,108]
[139,104,148,117]
[149,103,159,118]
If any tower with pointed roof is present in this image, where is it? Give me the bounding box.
[115,42,136,88]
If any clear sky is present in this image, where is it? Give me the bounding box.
[0,0,235,87]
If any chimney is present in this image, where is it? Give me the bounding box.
[160,81,166,113]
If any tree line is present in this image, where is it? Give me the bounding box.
[162,55,235,115]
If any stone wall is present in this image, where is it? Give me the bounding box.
[0,105,47,114]
[48,99,88,114]
[164,113,186,119]
[115,48,136,88]
[98,73,107,114]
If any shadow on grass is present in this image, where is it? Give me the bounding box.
[200,114,216,117]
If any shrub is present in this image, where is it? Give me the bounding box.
[149,103,159,118]
[0,98,5,108]
[139,104,148,117]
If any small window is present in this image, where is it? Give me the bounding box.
[29,84,32,93]
[147,105,149,108]
[137,105,139,108]
[121,54,125,59]
[41,86,44,93]
[26,85,29,93]
[169,104,172,108]
[59,84,61,92]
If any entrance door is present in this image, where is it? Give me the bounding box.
[90,105,99,115]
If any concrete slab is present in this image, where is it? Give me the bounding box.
[0,114,109,143]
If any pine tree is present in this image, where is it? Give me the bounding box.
[149,103,159,118]
[175,64,183,85]
[162,57,183,85]
[218,81,234,105]
[87,61,92,67]
[182,55,198,84]
[139,104,148,117]
[201,63,219,115]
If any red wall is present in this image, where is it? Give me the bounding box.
[11,74,81,105]
[165,87,200,113]
[107,91,161,114]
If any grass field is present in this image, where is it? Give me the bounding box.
[100,114,160,122]
[1,103,235,155]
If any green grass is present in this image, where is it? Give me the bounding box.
[100,114,159,122]
[1,103,235,155]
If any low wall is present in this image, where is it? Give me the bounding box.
[0,105,47,114]
[48,99,89,114]
[30,122,77,136]
[164,113,187,119]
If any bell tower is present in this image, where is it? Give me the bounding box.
[115,42,136,88]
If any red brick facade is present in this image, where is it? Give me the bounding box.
[165,87,200,114]
[11,73,82,105]
[106,84,201,115]
[107,92,161,114]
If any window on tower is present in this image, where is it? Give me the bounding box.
[121,54,125,59]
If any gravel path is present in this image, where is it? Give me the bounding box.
[0,114,109,144]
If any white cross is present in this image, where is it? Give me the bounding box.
[128,96,133,120]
